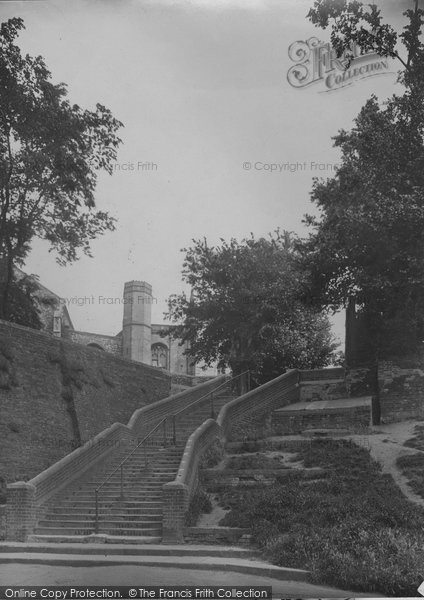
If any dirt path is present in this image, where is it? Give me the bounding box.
[351,421,424,506]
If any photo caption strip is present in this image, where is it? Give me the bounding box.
[0,588,272,600]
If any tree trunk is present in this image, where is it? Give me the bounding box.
[370,356,381,426]
[0,251,13,320]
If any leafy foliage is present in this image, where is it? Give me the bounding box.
[0,18,122,318]
[165,231,336,384]
[298,1,424,359]
[0,272,41,329]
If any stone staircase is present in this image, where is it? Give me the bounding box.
[29,394,234,543]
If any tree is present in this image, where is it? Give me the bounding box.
[0,18,123,319]
[2,270,41,329]
[165,232,336,385]
[298,1,424,420]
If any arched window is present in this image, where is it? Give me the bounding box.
[87,343,105,351]
[151,342,169,369]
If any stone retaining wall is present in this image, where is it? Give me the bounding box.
[272,406,371,435]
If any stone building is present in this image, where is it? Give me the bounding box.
[18,271,196,376]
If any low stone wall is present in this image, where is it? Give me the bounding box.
[299,367,344,382]
[299,379,347,402]
[272,406,371,435]
[347,360,424,423]
[201,468,292,490]
[67,330,122,355]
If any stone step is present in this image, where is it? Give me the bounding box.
[85,474,176,483]
[79,480,173,488]
[1,543,256,559]
[0,548,311,582]
[26,535,163,544]
[43,513,162,523]
[65,494,163,501]
[25,393,237,541]
[97,462,181,469]
[38,519,162,529]
[83,468,176,474]
[74,481,173,488]
[49,507,162,515]
[71,488,165,496]
[34,527,162,536]
[52,500,163,508]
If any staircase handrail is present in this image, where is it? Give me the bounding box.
[95,370,250,497]
[162,369,301,542]
[169,370,250,445]
[93,370,251,532]
[94,417,168,533]
[171,370,250,419]
[95,418,167,495]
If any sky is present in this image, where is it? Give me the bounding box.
[0,0,409,345]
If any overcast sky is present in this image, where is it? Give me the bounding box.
[0,0,409,344]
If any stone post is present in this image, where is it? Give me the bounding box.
[6,482,37,541]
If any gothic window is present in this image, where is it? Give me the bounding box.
[151,342,169,369]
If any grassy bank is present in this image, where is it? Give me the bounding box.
[218,439,424,596]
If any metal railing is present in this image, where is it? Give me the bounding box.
[94,418,168,533]
[170,370,250,445]
[93,370,250,533]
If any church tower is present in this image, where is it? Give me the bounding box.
[122,281,152,364]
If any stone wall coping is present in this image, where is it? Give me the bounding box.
[0,318,170,378]
[7,482,36,492]
[174,419,220,486]
[299,378,345,386]
[299,367,344,380]
[29,422,130,492]
[71,330,120,341]
[163,481,188,491]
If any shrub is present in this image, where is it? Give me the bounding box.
[266,523,424,596]
[397,452,424,498]
[201,438,224,468]
[186,488,212,526]
[217,439,424,595]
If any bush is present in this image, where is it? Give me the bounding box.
[201,438,224,468]
[397,452,424,498]
[217,439,424,595]
[186,488,212,526]
[266,523,424,596]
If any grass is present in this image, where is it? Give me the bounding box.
[397,452,424,498]
[226,454,287,470]
[216,439,424,596]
